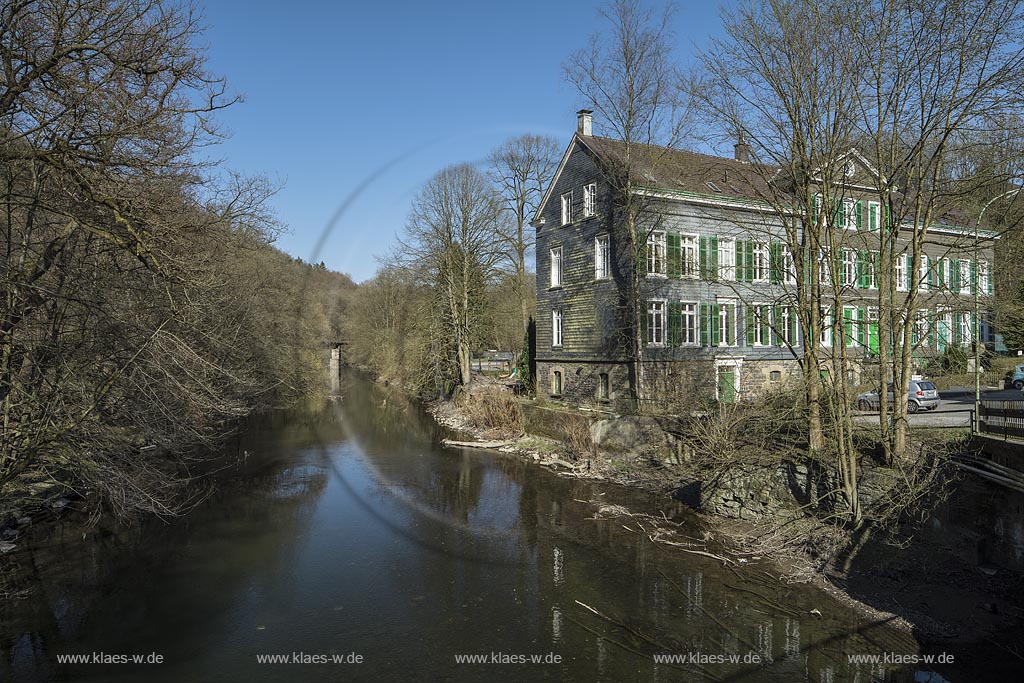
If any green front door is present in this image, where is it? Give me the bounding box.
[718,368,736,404]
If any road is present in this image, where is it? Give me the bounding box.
[853,386,1023,428]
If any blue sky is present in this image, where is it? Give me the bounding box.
[198,0,726,282]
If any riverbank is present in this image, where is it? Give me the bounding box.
[427,377,1024,674]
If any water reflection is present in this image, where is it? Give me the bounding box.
[0,369,937,682]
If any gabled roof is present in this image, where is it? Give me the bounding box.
[533,132,993,236]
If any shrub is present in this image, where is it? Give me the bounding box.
[460,386,524,438]
[559,414,595,462]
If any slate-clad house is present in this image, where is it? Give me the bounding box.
[531,111,996,410]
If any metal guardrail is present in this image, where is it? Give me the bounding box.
[978,400,1024,440]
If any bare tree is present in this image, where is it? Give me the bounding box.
[698,0,865,517]
[849,0,1024,461]
[564,0,692,403]
[403,165,504,388]
[488,134,559,330]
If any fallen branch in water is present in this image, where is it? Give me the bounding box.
[573,600,721,681]
[441,438,516,449]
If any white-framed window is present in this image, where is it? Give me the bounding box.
[979,260,991,295]
[842,249,857,287]
[647,230,666,276]
[782,245,796,285]
[919,254,930,291]
[680,234,699,277]
[594,235,609,280]
[895,253,908,292]
[560,191,572,225]
[549,246,563,288]
[647,300,665,346]
[866,251,878,289]
[912,310,930,347]
[868,201,880,231]
[551,369,563,396]
[583,183,597,218]
[750,304,770,346]
[718,300,737,346]
[552,309,563,348]
[718,237,736,281]
[819,249,832,287]
[681,302,699,345]
[820,307,833,347]
[842,199,857,230]
[753,242,770,282]
[779,306,796,345]
[597,372,609,400]
[843,305,859,347]
[960,260,972,295]
[959,312,972,346]
[940,258,952,289]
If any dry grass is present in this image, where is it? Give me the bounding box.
[559,414,595,462]
[459,385,524,438]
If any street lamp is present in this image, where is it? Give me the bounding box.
[974,186,1022,432]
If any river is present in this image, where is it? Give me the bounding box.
[1,369,936,682]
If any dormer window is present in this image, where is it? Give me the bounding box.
[561,191,572,225]
[844,160,856,178]
[706,181,722,193]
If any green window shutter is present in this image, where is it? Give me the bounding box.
[950,259,961,292]
[970,259,977,294]
[906,254,914,290]
[735,240,746,282]
[710,237,719,279]
[699,303,709,346]
[773,305,783,344]
[762,306,773,346]
[926,256,934,287]
[769,242,782,283]
[744,241,754,282]
[832,199,842,227]
[790,307,800,345]
[857,308,866,347]
[855,201,863,230]
[937,260,946,288]
[698,235,709,278]
[869,321,879,354]
[857,250,868,288]
[667,302,682,346]
[745,305,755,346]
[667,233,681,278]
[810,193,818,218]
[884,204,891,231]
[711,304,721,346]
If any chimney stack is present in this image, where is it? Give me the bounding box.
[577,109,593,136]
[734,133,750,163]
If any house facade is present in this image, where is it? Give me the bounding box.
[532,111,996,410]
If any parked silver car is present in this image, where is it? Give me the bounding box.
[856,380,941,413]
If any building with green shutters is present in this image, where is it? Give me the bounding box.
[531,111,996,410]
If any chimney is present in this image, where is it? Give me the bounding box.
[577,109,593,136]
[734,133,750,163]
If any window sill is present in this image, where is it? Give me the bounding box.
[548,285,562,291]
[646,273,668,279]
[594,276,611,282]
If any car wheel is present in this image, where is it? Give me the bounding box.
[857,400,871,411]
[908,401,920,414]
[1014,380,1023,390]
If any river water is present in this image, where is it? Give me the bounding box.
[1,370,935,682]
